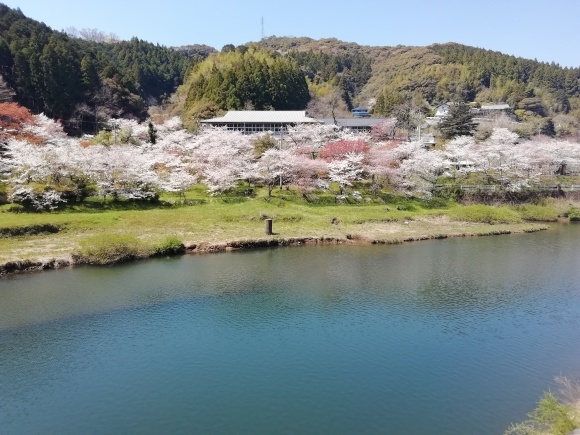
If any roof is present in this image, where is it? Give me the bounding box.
[352,107,368,111]
[322,118,386,127]
[481,104,510,110]
[200,111,320,124]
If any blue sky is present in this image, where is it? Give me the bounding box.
[3,0,579,67]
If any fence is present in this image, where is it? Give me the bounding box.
[433,184,580,192]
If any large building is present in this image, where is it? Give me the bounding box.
[200,110,393,135]
[200,111,320,134]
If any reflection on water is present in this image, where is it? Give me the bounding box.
[1,224,580,434]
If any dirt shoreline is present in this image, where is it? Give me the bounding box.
[0,224,549,277]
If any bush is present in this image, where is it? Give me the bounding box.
[515,205,559,222]
[450,205,521,224]
[434,185,464,202]
[420,197,450,209]
[153,236,185,256]
[0,182,7,205]
[72,234,150,265]
[9,186,67,211]
[506,392,577,435]
[566,207,580,221]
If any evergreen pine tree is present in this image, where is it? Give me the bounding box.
[439,103,476,139]
[147,121,156,144]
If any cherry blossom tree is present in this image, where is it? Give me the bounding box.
[328,152,364,195]
[370,118,396,141]
[191,128,255,195]
[319,139,369,162]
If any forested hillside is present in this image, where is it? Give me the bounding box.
[2,2,580,133]
[0,4,201,133]
[180,47,310,124]
[257,37,580,123]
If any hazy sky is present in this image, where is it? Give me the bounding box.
[3,0,579,67]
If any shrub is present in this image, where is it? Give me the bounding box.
[567,207,580,221]
[0,182,7,205]
[450,205,521,224]
[434,185,464,202]
[72,234,150,265]
[515,205,559,222]
[421,197,450,209]
[153,236,185,256]
[9,186,67,211]
[0,224,61,238]
[505,392,578,435]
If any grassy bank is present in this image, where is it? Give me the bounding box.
[0,188,569,270]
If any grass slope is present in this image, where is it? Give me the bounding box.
[0,187,557,266]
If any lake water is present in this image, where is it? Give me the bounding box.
[1,224,580,434]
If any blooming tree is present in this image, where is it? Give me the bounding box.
[328,152,365,195]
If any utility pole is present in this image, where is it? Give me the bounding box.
[279,129,283,189]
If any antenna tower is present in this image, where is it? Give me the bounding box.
[261,16,265,40]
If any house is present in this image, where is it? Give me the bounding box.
[480,103,510,111]
[434,104,451,117]
[479,103,511,117]
[200,111,320,134]
[351,107,370,118]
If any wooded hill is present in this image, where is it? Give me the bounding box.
[0,4,209,133]
[257,36,580,122]
[2,2,579,130]
[179,47,310,124]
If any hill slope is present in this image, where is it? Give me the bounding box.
[0,4,206,132]
[256,37,580,120]
[2,2,579,129]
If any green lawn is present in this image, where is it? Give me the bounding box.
[0,187,558,264]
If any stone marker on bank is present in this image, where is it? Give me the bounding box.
[265,219,273,235]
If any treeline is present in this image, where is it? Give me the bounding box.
[255,37,580,121]
[0,4,197,133]
[183,47,310,121]
[288,50,372,110]
[432,43,580,112]
[373,43,580,117]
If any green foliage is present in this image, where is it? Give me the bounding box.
[93,129,113,145]
[506,392,578,435]
[0,4,194,129]
[432,43,580,114]
[515,205,559,221]
[434,184,464,201]
[439,103,476,139]
[72,233,150,265]
[0,223,61,238]
[182,48,310,118]
[0,181,7,204]
[253,133,276,157]
[393,101,423,138]
[568,209,580,221]
[153,236,185,256]
[288,48,371,109]
[531,393,576,434]
[147,121,156,144]
[450,205,521,224]
[420,197,450,209]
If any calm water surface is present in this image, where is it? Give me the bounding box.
[1,224,580,434]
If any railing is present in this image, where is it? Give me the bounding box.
[433,184,580,192]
